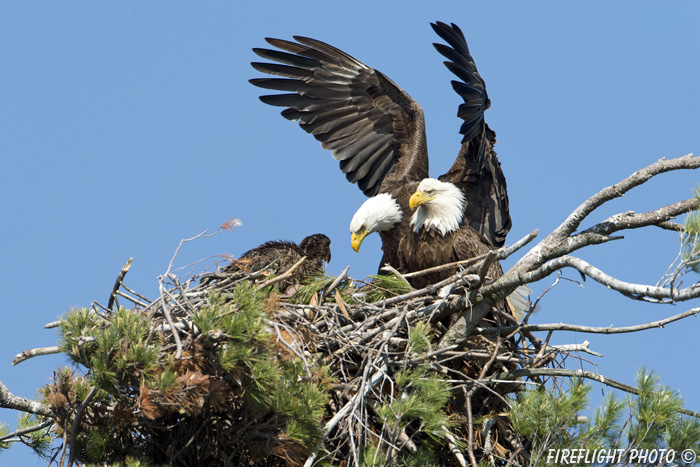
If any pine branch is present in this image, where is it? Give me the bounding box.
[493,367,700,419]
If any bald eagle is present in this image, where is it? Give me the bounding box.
[251,22,510,275]
[207,234,331,291]
[398,178,503,288]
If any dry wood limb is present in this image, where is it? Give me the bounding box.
[438,296,494,351]
[108,257,133,311]
[656,221,686,232]
[582,198,699,238]
[159,285,183,360]
[513,154,699,274]
[459,187,700,347]
[256,256,307,290]
[558,154,698,238]
[549,340,603,357]
[474,250,498,289]
[57,419,69,467]
[518,255,700,303]
[566,198,700,255]
[320,265,350,301]
[13,345,62,366]
[0,380,51,416]
[477,307,700,336]
[114,289,150,308]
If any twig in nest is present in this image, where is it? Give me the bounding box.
[335,291,351,319]
[159,280,184,360]
[378,270,480,308]
[401,254,486,280]
[320,265,350,301]
[380,263,413,289]
[108,257,133,311]
[474,250,498,289]
[114,289,149,308]
[256,256,306,290]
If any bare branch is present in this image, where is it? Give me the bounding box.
[513,154,699,273]
[13,346,62,366]
[656,221,686,232]
[556,154,698,240]
[549,341,604,357]
[0,380,51,416]
[582,198,699,238]
[477,307,700,336]
[108,257,133,311]
[320,265,350,301]
[498,229,540,258]
[522,256,700,302]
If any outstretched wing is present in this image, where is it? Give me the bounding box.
[251,36,429,197]
[433,21,511,247]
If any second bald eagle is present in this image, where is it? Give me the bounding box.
[251,21,511,285]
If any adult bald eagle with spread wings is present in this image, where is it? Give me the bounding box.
[250,21,511,288]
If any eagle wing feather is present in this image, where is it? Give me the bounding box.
[251,37,429,196]
[432,21,512,248]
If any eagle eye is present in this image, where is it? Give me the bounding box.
[427,189,435,195]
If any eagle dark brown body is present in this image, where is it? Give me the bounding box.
[251,22,511,283]
[399,225,502,289]
[210,234,331,290]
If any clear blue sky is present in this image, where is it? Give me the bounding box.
[1,2,699,463]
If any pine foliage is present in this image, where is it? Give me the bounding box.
[509,370,700,466]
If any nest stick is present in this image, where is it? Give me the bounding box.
[257,256,307,290]
[108,258,133,311]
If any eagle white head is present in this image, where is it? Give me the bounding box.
[409,178,465,236]
[349,193,403,252]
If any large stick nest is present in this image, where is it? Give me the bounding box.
[47,252,548,467]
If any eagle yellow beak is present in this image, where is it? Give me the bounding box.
[351,231,368,253]
[409,191,433,210]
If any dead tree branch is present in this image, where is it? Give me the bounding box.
[477,307,700,336]
[0,380,51,416]
[440,154,700,349]
[13,345,62,366]
[108,257,133,311]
